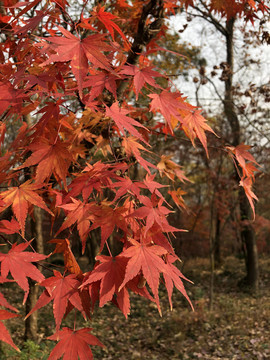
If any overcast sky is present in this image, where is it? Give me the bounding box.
[167,11,270,146]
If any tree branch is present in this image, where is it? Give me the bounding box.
[190,0,227,36]
[117,0,164,98]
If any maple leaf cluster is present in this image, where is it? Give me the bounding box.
[226,144,259,218]
[0,0,264,357]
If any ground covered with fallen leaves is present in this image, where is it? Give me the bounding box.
[1,255,270,359]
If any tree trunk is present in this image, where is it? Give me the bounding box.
[209,196,216,311]
[214,215,221,266]
[24,207,44,341]
[239,189,259,290]
[224,18,259,290]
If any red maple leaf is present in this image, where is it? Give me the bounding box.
[90,202,128,251]
[56,199,96,253]
[119,238,168,313]
[47,327,104,360]
[209,0,242,19]
[67,161,119,201]
[0,293,17,313]
[116,0,132,8]
[52,0,69,9]
[0,276,19,312]
[93,5,128,44]
[0,82,25,115]
[0,218,20,235]
[0,121,6,145]
[111,176,141,202]
[82,255,154,317]
[31,101,62,136]
[83,72,118,100]
[10,0,41,19]
[246,0,256,9]
[41,26,113,97]
[25,271,87,332]
[149,90,194,131]
[162,254,193,311]
[106,102,148,143]
[0,242,47,304]
[149,225,176,254]
[139,174,168,202]
[129,195,179,233]
[0,310,20,352]
[164,0,180,12]
[242,162,259,180]
[14,10,46,36]
[82,255,130,317]
[120,65,163,99]
[10,122,28,152]
[0,180,53,235]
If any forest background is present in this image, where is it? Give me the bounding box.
[0,0,270,359]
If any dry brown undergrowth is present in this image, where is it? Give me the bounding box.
[1,255,270,360]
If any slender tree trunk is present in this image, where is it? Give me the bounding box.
[239,189,259,290]
[224,18,259,290]
[214,215,221,266]
[209,192,217,311]
[24,207,44,341]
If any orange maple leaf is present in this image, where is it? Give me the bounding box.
[20,138,73,190]
[157,155,189,182]
[227,143,259,179]
[182,110,217,157]
[122,136,155,174]
[56,199,96,253]
[168,188,187,209]
[49,238,82,276]
[240,177,258,219]
[0,181,53,236]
